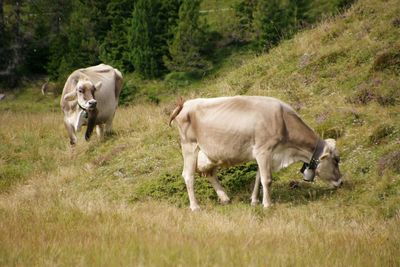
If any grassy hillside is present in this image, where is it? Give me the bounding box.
[1,0,400,266]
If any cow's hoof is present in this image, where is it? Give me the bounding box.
[190,205,201,212]
[289,180,300,189]
[251,200,260,206]
[220,198,230,205]
[262,203,273,209]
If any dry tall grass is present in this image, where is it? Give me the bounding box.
[1,102,399,266]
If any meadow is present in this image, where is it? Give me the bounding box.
[1,0,400,265]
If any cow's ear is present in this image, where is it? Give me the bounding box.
[319,153,330,161]
[63,90,77,101]
[95,81,102,91]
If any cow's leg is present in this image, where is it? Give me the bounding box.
[64,119,77,145]
[256,154,273,208]
[104,120,113,136]
[104,113,115,136]
[206,168,230,204]
[96,124,105,138]
[251,169,261,206]
[181,142,200,211]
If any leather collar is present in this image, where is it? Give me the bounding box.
[300,139,325,173]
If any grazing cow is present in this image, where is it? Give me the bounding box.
[41,80,58,95]
[60,64,123,145]
[169,96,342,211]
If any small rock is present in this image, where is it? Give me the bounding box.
[289,180,300,189]
[299,53,311,68]
[114,169,126,178]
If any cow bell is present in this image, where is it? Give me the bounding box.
[302,168,316,182]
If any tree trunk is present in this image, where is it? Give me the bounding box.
[0,0,6,71]
[9,1,22,87]
[0,0,4,38]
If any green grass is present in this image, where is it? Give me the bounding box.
[1,0,400,265]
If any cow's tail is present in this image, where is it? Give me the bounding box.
[114,68,123,99]
[169,96,185,126]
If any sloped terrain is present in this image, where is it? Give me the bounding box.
[0,0,399,265]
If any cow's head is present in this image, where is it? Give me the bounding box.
[64,79,102,111]
[63,79,102,141]
[316,139,342,187]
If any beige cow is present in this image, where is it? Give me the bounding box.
[170,96,342,211]
[60,64,123,145]
[41,80,59,95]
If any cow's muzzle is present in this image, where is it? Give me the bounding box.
[88,99,97,110]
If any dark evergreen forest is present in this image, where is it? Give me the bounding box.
[0,0,352,90]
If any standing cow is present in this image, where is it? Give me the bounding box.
[169,96,342,211]
[60,64,123,145]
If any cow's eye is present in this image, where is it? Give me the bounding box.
[78,88,83,93]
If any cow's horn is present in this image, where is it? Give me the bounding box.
[95,81,102,91]
[63,90,77,101]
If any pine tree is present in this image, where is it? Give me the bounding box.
[43,0,73,80]
[100,0,135,72]
[5,1,24,86]
[156,0,182,71]
[50,0,110,81]
[287,0,311,31]
[253,0,288,52]
[102,0,180,75]
[0,0,8,72]
[127,0,164,78]
[25,0,52,74]
[164,0,211,74]
[233,0,257,43]
[87,0,110,43]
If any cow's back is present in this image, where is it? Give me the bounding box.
[175,96,288,164]
[80,64,122,123]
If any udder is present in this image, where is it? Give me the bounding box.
[197,150,216,174]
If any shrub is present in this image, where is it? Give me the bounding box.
[376,88,400,106]
[392,17,400,27]
[346,84,376,105]
[378,151,400,175]
[132,162,259,206]
[316,126,344,139]
[164,71,196,88]
[219,162,258,201]
[164,0,212,74]
[132,172,214,207]
[372,48,400,74]
[119,81,138,105]
[369,124,395,145]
